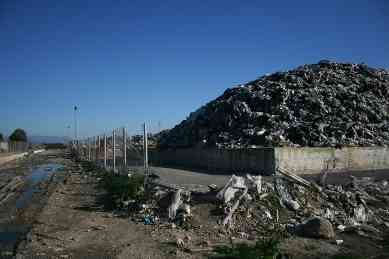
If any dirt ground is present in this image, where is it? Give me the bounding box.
[17,163,173,258]
[0,150,387,258]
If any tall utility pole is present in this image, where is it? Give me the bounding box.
[74,106,78,145]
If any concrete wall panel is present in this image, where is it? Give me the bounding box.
[150,147,389,175]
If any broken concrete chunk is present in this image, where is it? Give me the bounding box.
[353,204,368,223]
[165,189,192,224]
[217,175,250,204]
[275,177,300,211]
[246,174,262,194]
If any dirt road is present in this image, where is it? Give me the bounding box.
[149,166,231,192]
[0,152,28,166]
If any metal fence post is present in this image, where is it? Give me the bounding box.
[143,123,149,191]
[97,136,101,162]
[143,123,148,173]
[97,135,100,164]
[113,129,116,173]
[92,136,95,162]
[88,138,91,161]
[95,136,97,162]
[123,127,127,169]
[104,134,107,169]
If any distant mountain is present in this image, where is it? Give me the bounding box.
[28,136,70,144]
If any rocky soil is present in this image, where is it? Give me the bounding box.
[158,61,389,149]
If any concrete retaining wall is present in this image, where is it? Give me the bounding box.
[275,147,389,175]
[150,148,275,174]
[151,147,389,175]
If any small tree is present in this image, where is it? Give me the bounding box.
[0,133,3,142]
[9,129,27,142]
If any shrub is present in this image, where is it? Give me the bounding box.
[100,172,145,208]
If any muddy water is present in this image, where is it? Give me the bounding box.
[0,163,64,256]
[15,164,63,209]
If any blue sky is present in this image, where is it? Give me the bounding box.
[1,0,388,139]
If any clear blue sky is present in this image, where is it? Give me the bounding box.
[1,0,388,139]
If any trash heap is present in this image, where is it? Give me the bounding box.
[158,61,389,148]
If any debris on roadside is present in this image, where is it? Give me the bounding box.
[113,164,389,258]
[131,170,389,236]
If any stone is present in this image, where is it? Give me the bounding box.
[295,217,335,239]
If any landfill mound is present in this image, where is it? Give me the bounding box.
[159,61,389,148]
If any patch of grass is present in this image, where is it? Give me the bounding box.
[210,238,281,259]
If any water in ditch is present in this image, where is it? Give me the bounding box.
[15,163,63,209]
[0,163,64,256]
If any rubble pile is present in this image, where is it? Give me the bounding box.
[127,170,389,249]
[159,61,389,148]
[218,171,389,243]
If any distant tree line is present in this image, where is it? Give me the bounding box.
[0,129,28,142]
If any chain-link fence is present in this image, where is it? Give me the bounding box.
[0,141,29,153]
[74,125,149,175]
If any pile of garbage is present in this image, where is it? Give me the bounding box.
[158,61,389,148]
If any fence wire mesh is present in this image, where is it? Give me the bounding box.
[0,141,29,153]
[74,125,149,175]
